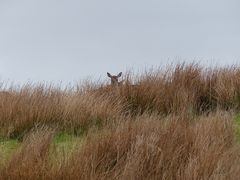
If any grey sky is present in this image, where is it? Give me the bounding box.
[0,0,240,84]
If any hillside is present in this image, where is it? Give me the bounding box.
[0,63,240,179]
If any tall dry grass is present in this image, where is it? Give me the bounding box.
[113,63,240,115]
[1,63,240,137]
[0,63,240,179]
[50,112,240,180]
[0,112,239,179]
[0,84,126,138]
[0,126,55,179]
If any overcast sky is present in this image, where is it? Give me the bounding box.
[0,0,240,85]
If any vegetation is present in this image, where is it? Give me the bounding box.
[0,63,240,179]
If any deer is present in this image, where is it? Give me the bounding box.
[106,72,141,94]
[91,72,139,95]
[107,72,124,86]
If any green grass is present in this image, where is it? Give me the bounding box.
[0,115,239,163]
[53,132,85,151]
[0,132,85,164]
[49,132,85,162]
[0,138,20,162]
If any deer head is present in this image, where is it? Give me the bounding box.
[107,72,122,86]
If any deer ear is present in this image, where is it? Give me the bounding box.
[117,72,122,77]
[107,72,112,77]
